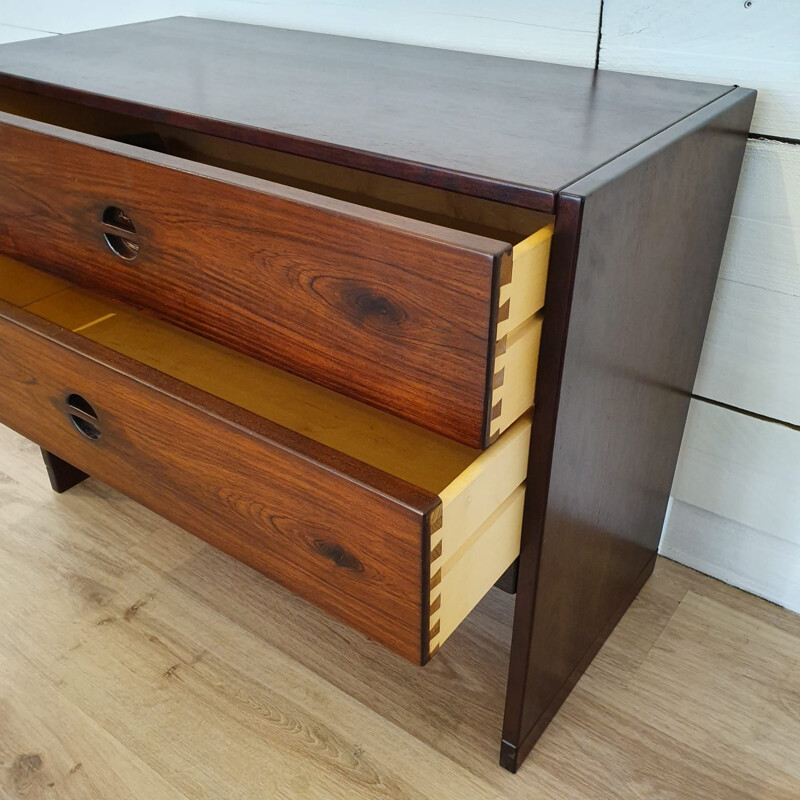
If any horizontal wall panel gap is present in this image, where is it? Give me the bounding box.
[662,500,800,615]
[749,134,800,147]
[672,400,800,549]
[691,394,800,435]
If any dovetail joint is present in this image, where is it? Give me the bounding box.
[428,514,445,657]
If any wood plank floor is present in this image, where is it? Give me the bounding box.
[1,423,799,799]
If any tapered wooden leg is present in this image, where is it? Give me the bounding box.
[494,558,518,594]
[41,449,88,493]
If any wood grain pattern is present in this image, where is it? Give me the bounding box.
[0,258,532,663]
[0,300,441,663]
[430,485,526,656]
[0,430,506,799]
[490,315,543,441]
[0,653,189,800]
[135,118,555,243]
[0,82,551,247]
[0,18,759,774]
[0,17,730,210]
[17,281,479,494]
[0,111,512,447]
[3,434,800,798]
[491,224,551,439]
[501,88,756,771]
[429,414,531,655]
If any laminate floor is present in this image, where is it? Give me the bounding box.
[1,424,799,799]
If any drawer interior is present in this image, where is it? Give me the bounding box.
[0,86,552,442]
[0,256,531,657]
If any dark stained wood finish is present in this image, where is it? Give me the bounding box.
[0,17,731,211]
[494,559,519,594]
[500,88,757,772]
[41,447,88,493]
[0,111,510,448]
[0,300,442,664]
[0,19,757,773]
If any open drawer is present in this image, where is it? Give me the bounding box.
[0,87,552,449]
[0,256,530,664]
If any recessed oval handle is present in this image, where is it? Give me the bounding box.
[65,392,102,440]
[101,206,139,261]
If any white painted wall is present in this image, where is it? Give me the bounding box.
[2,2,798,612]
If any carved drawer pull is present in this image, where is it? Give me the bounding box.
[101,206,139,261]
[65,393,102,440]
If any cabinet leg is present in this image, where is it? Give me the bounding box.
[41,449,88,493]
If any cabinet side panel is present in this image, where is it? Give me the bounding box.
[502,88,756,770]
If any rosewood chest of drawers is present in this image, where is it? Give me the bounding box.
[0,17,754,772]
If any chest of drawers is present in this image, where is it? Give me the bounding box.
[0,17,754,771]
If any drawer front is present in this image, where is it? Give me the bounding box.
[0,301,441,663]
[0,112,510,448]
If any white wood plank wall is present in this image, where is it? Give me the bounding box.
[1,2,797,612]
[0,2,601,66]
[602,1,800,612]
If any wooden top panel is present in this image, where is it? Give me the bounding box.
[0,17,731,210]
